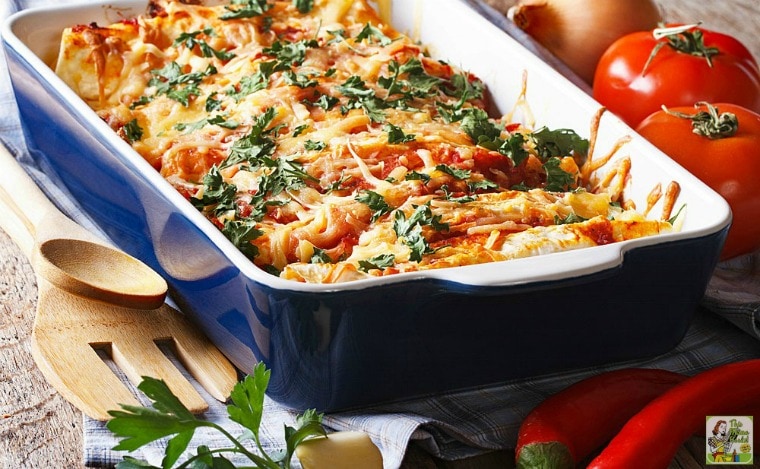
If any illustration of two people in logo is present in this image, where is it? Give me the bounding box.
[708,420,737,463]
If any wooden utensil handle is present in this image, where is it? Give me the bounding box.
[0,144,69,259]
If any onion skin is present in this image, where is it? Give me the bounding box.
[508,0,662,85]
[515,368,687,469]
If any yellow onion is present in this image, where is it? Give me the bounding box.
[508,0,662,85]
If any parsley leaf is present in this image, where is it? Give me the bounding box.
[530,127,589,160]
[227,70,270,102]
[306,93,339,110]
[173,28,236,60]
[225,107,279,168]
[384,123,416,144]
[147,62,217,106]
[543,157,576,192]
[293,0,314,13]
[123,119,143,143]
[175,114,239,133]
[498,132,529,167]
[467,179,498,192]
[222,219,263,258]
[435,164,470,180]
[220,0,272,20]
[106,363,326,468]
[336,76,387,122]
[393,203,448,262]
[554,212,587,225]
[358,253,395,272]
[459,108,502,150]
[310,247,331,264]
[263,38,318,70]
[355,23,392,46]
[283,70,318,88]
[206,93,223,111]
[443,72,484,101]
[441,185,476,203]
[190,166,238,217]
[304,140,326,151]
[379,58,442,105]
[405,171,431,184]
[355,190,392,222]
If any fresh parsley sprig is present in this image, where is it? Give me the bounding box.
[107,363,326,469]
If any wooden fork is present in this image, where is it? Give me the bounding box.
[0,144,238,420]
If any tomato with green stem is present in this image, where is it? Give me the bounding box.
[593,24,760,128]
[636,102,760,260]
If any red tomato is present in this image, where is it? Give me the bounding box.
[636,102,760,260]
[593,24,760,128]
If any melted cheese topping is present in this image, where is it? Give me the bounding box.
[55,0,674,284]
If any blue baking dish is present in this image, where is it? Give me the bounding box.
[2,0,731,411]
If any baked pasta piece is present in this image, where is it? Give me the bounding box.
[55,0,677,283]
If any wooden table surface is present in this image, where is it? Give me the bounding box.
[1,0,758,467]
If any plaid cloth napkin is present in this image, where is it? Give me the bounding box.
[2,1,760,468]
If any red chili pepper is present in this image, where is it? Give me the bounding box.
[587,359,760,469]
[515,368,687,468]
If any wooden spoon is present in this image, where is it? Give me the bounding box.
[0,152,167,310]
[0,144,238,419]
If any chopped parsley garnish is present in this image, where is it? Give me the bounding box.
[222,219,263,258]
[326,29,347,45]
[123,119,143,143]
[175,114,239,132]
[224,107,279,168]
[384,123,416,144]
[459,108,502,149]
[146,62,217,106]
[435,164,470,180]
[355,190,392,222]
[106,363,326,468]
[205,93,223,111]
[324,173,352,193]
[304,140,326,151]
[220,0,271,20]
[393,203,448,262]
[358,253,395,272]
[499,133,529,167]
[531,127,589,160]
[293,0,314,13]
[405,171,431,184]
[336,75,387,122]
[379,58,442,105]
[443,72,484,101]
[173,28,236,60]
[292,124,309,137]
[262,38,318,70]
[226,69,270,102]
[283,70,318,88]
[441,185,476,203]
[355,23,392,46]
[467,179,498,192]
[543,157,577,192]
[190,165,238,217]
[308,93,339,110]
[310,247,331,264]
[554,213,587,225]
[449,108,587,192]
[336,75,375,99]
